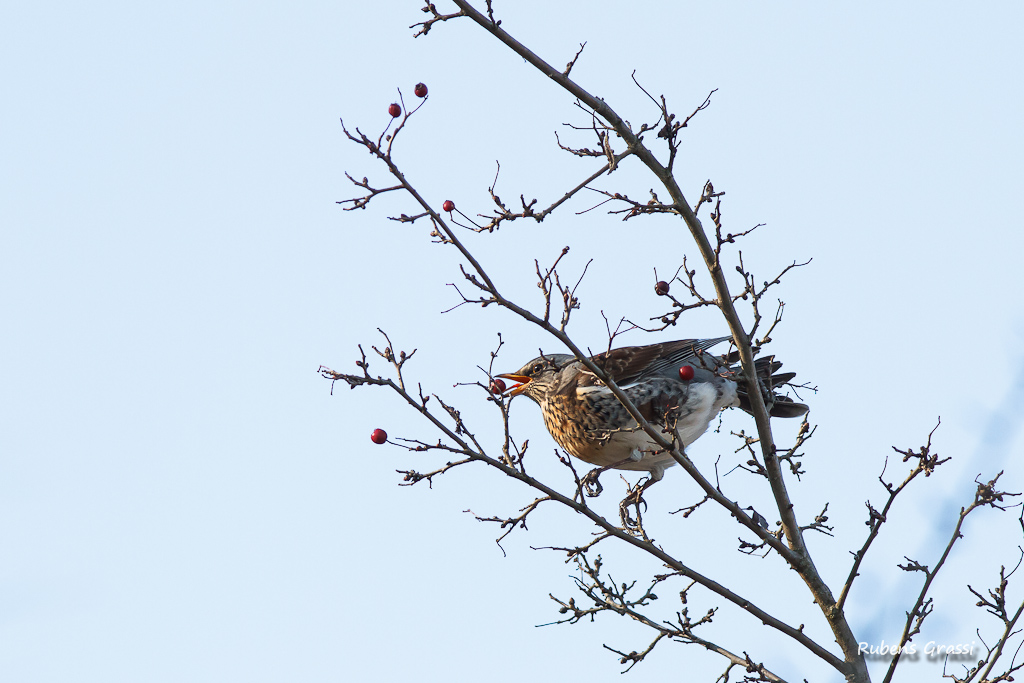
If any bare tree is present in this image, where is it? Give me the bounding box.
[320,3,1024,681]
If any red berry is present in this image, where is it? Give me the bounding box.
[388,103,401,118]
[442,200,455,212]
[371,428,387,444]
[414,82,428,98]
[655,280,670,296]
[489,378,507,394]
[678,366,695,381]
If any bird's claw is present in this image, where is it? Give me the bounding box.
[581,467,605,497]
[618,481,649,532]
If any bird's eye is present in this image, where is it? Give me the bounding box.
[533,363,544,374]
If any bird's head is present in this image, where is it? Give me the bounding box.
[496,353,574,403]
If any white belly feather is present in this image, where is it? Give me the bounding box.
[571,380,738,480]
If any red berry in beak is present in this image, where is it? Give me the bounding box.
[655,280,670,296]
[442,200,455,212]
[414,82,428,98]
[489,378,507,394]
[678,366,694,381]
[371,428,387,444]
[388,103,401,117]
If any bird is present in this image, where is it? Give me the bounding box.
[497,337,808,485]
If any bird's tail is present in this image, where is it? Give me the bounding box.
[734,356,809,418]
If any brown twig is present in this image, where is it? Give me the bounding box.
[882,471,1022,683]
[837,420,947,612]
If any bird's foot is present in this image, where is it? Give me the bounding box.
[581,467,606,497]
[582,452,644,499]
[619,479,652,535]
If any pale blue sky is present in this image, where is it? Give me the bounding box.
[3,2,1023,681]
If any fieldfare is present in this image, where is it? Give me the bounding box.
[497,337,808,485]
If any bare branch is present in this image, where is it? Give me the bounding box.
[468,495,553,556]
[838,420,947,611]
[563,41,586,77]
[882,471,1022,683]
[411,2,466,37]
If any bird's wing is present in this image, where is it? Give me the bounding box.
[587,337,731,386]
[641,337,731,380]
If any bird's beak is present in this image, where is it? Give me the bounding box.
[496,373,530,396]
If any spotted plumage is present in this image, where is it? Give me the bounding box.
[498,338,807,481]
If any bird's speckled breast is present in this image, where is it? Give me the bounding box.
[540,378,690,467]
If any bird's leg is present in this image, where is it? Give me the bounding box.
[619,476,658,535]
[580,467,606,497]
[619,451,668,534]
[580,448,646,498]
